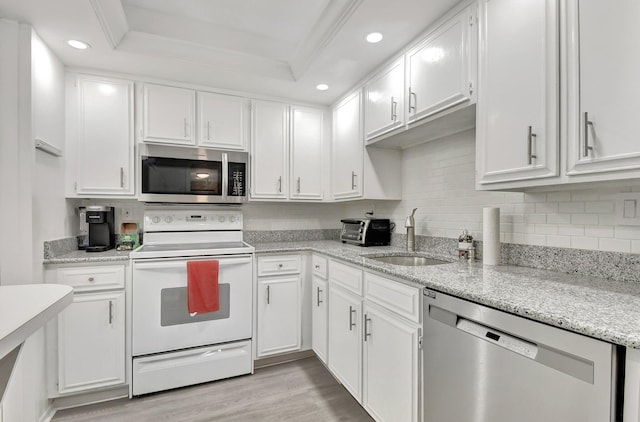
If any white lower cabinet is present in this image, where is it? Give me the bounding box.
[57,291,126,394]
[46,263,128,399]
[325,260,421,421]
[312,276,328,364]
[362,302,420,422]
[328,284,363,401]
[256,254,302,358]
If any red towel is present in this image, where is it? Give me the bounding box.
[187,260,220,314]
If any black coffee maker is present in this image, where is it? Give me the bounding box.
[86,206,115,252]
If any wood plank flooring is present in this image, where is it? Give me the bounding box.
[52,357,374,422]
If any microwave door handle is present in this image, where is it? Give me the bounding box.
[221,152,229,201]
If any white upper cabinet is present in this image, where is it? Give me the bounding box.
[251,100,289,200]
[332,91,364,199]
[141,83,196,145]
[364,57,405,141]
[476,0,559,187]
[290,106,324,200]
[565,0,640,178]
[197,91,248,150]
[406,5,475,124]
[68,74,134,197]
[331,90,402,201]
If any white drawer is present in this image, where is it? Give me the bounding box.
[312,255,328,279]
[57,265,125,291]
[132,340,252,396]
[329,260,363,296]
[257,254,301,276]
[365,272,420,323]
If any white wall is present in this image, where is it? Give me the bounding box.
[0,19,33,287]
[0,21,68,422]
[29,30,69,422]
[346,129,640,254]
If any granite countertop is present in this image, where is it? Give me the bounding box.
[254,240,640,349]
[43,248,131,265]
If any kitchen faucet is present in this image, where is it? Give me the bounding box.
[405,208,417,251]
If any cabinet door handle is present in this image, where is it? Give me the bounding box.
[408,88,417,113]
[314,264,320,269]
[266,285,270,305]
[391,96,398,121]
[527,126,537,165]
[349,306,356,331]
[207,121,211,140]
[364,314,372,341]
[120,167,124,188]
[277,176,282,193]
[296,177,301,194]
[351,171,357,190]
[316,286,323,307]
[584,111,594,157]
[108,300,113,325]
[184,117,188,138]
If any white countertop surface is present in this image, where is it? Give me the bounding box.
[0,284,73,360]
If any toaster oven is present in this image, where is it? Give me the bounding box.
[340,218,391,246]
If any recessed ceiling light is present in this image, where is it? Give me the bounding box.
[366,32,383,43]
[316,83,329,91]
[67,40,91,50]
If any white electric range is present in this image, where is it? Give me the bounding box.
[129,209,254,396]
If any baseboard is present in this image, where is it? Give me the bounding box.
[51,386,129,412]
[254,350,316,369]
[38,404,56,422]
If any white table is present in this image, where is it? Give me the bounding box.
[0,284,73,404]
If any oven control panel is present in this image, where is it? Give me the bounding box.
[143,210,243,232]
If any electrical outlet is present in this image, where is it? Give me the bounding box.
[616,193,640,226]
[121,207,133,221]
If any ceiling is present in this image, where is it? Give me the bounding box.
[0,0,459,105]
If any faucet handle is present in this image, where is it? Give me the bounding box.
[405,208,417,227]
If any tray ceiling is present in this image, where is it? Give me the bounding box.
[0,0,459,105]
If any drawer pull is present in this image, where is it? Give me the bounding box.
[278,264,283,269]
[314,264,320,269]
[88,277,95,282]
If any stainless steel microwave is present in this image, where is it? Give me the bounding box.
[138,144,248,204]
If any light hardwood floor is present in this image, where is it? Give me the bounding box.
[52,357,374,422]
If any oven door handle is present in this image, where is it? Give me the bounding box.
[133,257,252,270]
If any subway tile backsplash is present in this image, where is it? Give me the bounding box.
[347,129,640,255]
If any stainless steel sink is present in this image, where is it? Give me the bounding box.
[367,255,448,266]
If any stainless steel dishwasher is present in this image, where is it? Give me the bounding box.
[423,289,621,422]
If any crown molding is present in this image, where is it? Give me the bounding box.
[89,0,129,48]
[118,30,295,81]
[288,0,363,81]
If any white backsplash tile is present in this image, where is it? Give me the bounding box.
[367,129,640,254]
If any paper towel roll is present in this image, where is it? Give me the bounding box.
[483,207,500,266]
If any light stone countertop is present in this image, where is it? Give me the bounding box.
[253,240,640,349]
[42,239,640,349]
[43,248,131,265]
